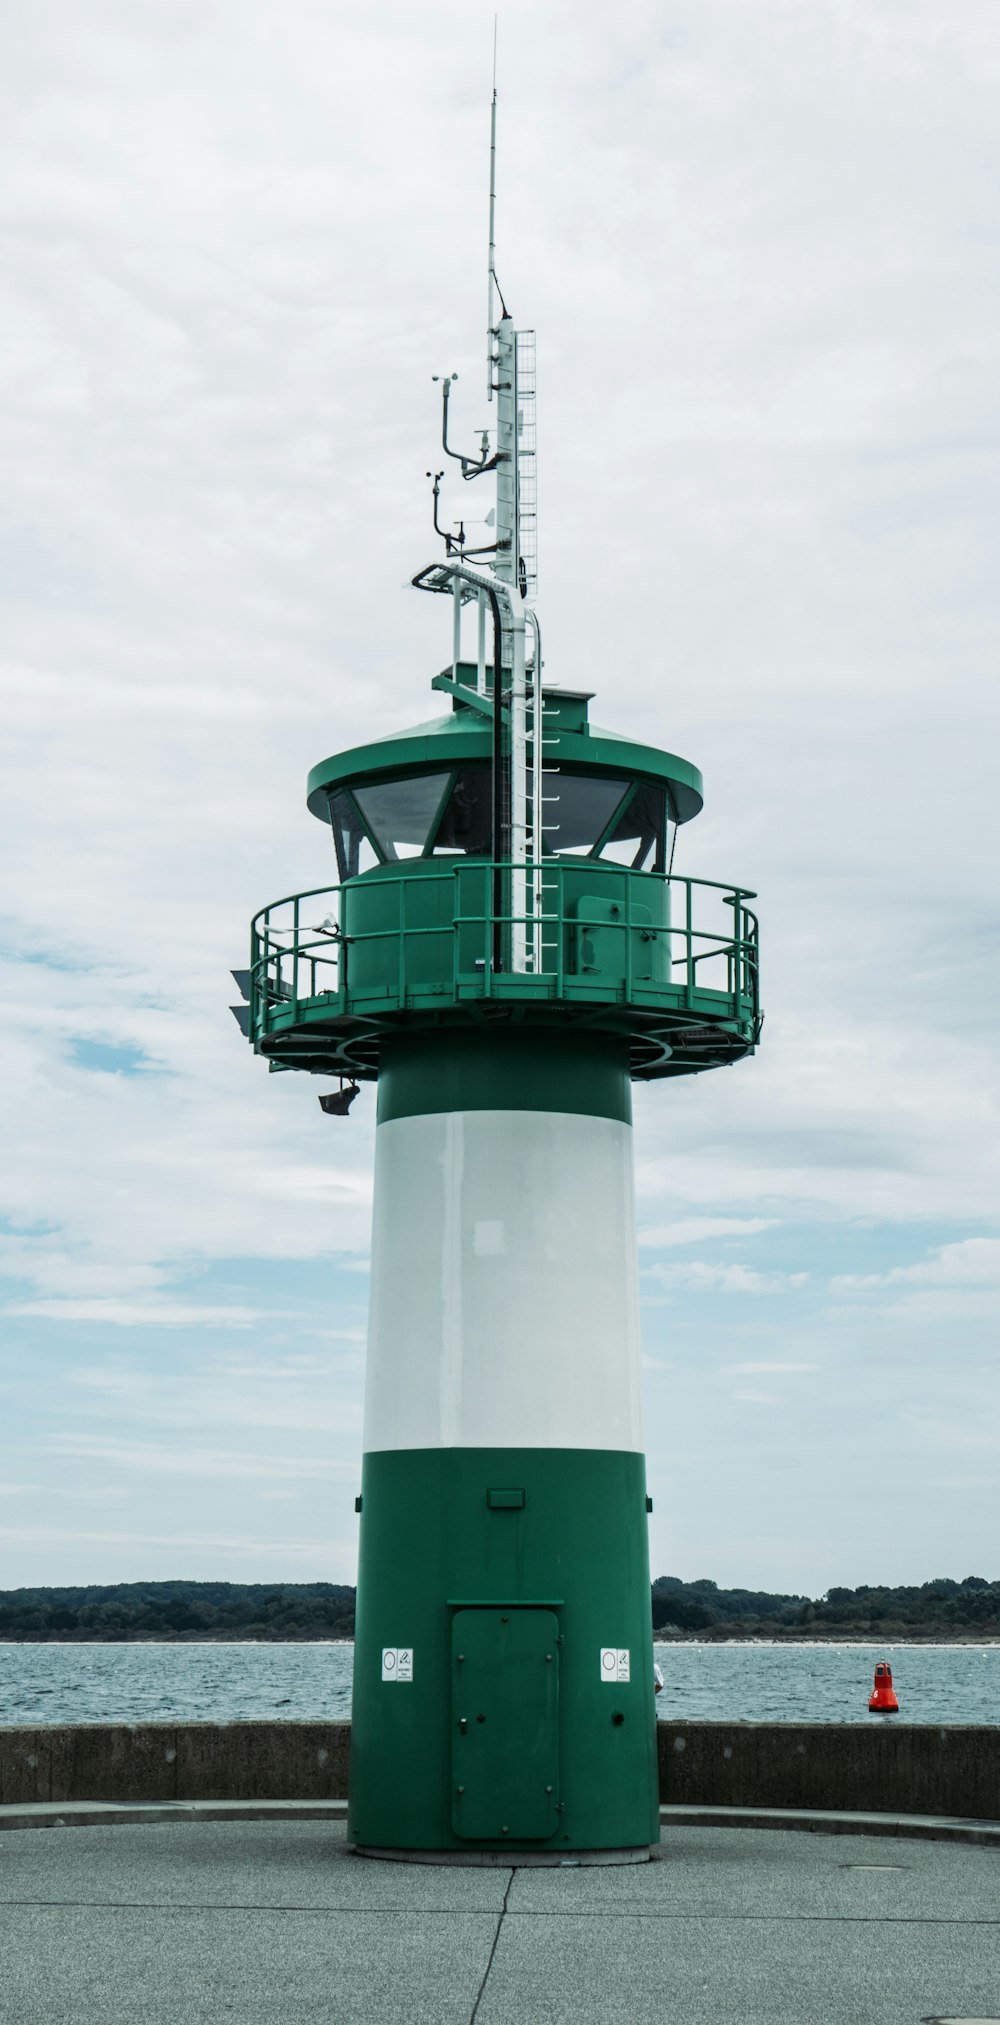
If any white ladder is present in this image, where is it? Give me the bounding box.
[524,623,559,976]
[515,330,537,602]
[495,324,542,974]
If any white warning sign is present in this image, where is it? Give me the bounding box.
[600,1646,630,1683]
[381,1647,414,1683]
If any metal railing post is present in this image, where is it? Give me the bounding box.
[453,866,461,998]
[556,861,564,999]
[624,867,632,1000]
[339,887,348,1007]
[398,876,406,1007]
[685,880,694,1005]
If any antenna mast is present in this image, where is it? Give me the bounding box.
[487,25,497,400]
[413,55,545,974]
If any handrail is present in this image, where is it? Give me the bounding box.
[249,866,758,937]
[247,862,760,1048]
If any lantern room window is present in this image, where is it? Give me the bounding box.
[329,789,380,880]
[596,779,667,872]
[431,765,493,855]
[534,773,667,869]
[353,773,453,862]
[537,774,632,856]
[329,767,668,875]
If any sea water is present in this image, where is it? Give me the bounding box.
[0,1640,996,1727]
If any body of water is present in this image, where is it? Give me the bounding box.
[0,1641,997,1727]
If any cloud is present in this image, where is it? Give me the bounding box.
[63,1354,365,1436]
[7,1298,262,1328]
[830,1238,1000,1319]
[638,1217,780,1248]
[644,1262,808,1294]
[0,1526,344,1562]
[45,1435,356,1481]
[722,1362,819,1375]
[833,1238,1000,1293]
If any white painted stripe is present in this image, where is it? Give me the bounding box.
[363,1109,643,1452]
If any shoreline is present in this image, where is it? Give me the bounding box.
[1,1633,999,1648]
[654,1632,1000,1647]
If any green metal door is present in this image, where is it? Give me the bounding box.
[450,1608,560,1841]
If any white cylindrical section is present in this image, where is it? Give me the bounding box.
[363,1109,643,1453]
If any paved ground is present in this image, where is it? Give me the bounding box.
[1,1816,998,2023]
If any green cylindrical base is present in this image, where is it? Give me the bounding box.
[348,1447,659,1855]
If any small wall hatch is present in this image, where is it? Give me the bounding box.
[487,1488,526,1510]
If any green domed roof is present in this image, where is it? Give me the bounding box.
[306,669,704,825]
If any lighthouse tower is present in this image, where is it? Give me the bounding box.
[235,97,761,1862]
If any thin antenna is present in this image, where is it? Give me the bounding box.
[487,70,497,402]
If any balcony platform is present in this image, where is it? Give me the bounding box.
[247,864,761,1082]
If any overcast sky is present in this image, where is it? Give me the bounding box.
[2,0,999,1598]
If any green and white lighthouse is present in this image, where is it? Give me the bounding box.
[236,98,761,1862]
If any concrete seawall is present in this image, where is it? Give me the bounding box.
[1,1721,997,1820]
[658,1723,999,1821]
[0,1723,351,1806]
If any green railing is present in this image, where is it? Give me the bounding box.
[248,862,760,1046]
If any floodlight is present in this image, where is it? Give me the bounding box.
[318,1083,360,1117]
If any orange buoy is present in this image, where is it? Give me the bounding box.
[868,1661,899,1713]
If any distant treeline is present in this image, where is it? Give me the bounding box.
[0,1582,357,1643]
[652,1575,1000,1641]
[1,1575,998,1642]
